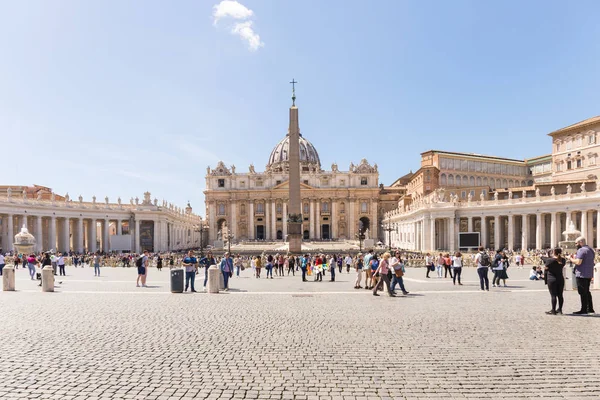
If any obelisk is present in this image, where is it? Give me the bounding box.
[287,79,302,254]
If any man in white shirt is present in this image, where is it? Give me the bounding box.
[344,255,353,273]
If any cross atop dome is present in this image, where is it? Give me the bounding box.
[290,78,297,106]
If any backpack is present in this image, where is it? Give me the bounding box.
[480,252,491,267]
[136,256,144,268]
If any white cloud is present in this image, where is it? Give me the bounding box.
[212,0,264,51]
[212,0,253,25]
[232,21,264,51]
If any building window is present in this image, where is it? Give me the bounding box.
[276,180,282,186]
[361,202,368,213]
[567,161,572,170]
[218,179,225,188]
[590,155,597,166]
[303,180,309,185]
[360,177,368,185]
[240,181,245,188]
[566,140,572,150]
[589,134,596,145]
[256,180,263,187]
[303,203,309,214]
[461,191,466,199]
[577,137,582,148]
[218,204,226,215]
[340,180,345,186]
[576,159,582,168]
[321,179,329,186]
[257,203,264,213]
[470,190,475,197]
[322,202,329,212]
[277,203,282,213]
[240,204,246,215]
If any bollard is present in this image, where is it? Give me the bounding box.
[571,265,578,290]
[207,265,220,293]
[42,265,55,292]
[3,265,15,291]
[594,263,600,290]
[219,270,225,290]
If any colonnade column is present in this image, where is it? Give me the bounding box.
[230,201,237,238]
[494,215,500,249]
[536,213,543,250]
[76,218,84,253]
[430,217,436,251]
[467,216,473,232]
[581,211,588,242]
[448,216,455,251]
[550,213,557,248]
[35,216,43,252]
[7,214,14,251]
[249,202,255,240]
[49,216,56,252]
[481,217,487,248]
[103,218,110,252]
[521,214,529,251]
[331,201,337,239]
[507,215,514,251]
[116,220,122,235]
[153,220,160,252]
[271,201,276,240]
[62,218,70,253]
[135,219,140,253]
[316,200,321,239]
[90,219,97,253]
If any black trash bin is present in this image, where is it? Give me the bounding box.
[170,268,184,293]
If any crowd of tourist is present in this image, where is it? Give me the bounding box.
[0,239,595,316]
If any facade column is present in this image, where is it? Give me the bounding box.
[116,219,122,235]
[521,214,529,251]
[48,216,56,252]
[35,216,43,252]
[264,200,270,240]
[586,211,594,247]
[271,201,276,240]
[348,200,355,239]
[536,213,543,250]
[135,219,140,253]
[507,215,514,251]
[481,217,488,248]
[550,212,557,248]
[467,216,473,232]
[494,215,500,249]
[230,201,237,238]
[249,202,255,240]
[581,210,588,242]
[429,217,436,251]
[282,202,288,240]
[90,219,97,253]
[309,200,315,239]
[331,201,337,239]
[153,220,160,252]
[448,216,455,251]
[76,217,84,253]
[316,200,321,239]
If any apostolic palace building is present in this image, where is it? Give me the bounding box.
[0,189,202,253]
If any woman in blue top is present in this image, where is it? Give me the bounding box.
[369,254,379,290]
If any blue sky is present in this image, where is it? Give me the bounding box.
[1,0,599,216]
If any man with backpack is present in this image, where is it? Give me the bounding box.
[136,250,149,288]
[475,246,490,291]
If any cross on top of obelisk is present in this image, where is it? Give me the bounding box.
[290,78,297,106]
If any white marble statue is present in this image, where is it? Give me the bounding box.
[7,187,12,200]
[206,166,211,175]
[581,182,586,193]
[92,195,97,204]
[551,186,556,196]
[118,197,122,205]
[105,196,109,204]
[508,190,513,199]
[249,164,255,174]
[37,191,42,200]
[567,184,572,195]
[480,192,485,202]
[535,188,540,198]
[522,190,527,199]
[130,198,134,205]
[51,192,55,202]
[467,192,473,202]
[64,193,70,203]
[135,197,139,205]
[364,228,370,240]
[154,198,158,206]
[494,192,499,201]
[78,195,83,203]
[23,191,27,200]
[231,165,236,174]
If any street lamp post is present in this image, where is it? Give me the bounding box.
[381,223,394,251]
[355,222,365,253]
[225,232,234,255]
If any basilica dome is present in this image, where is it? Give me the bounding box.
[267,134,321,172]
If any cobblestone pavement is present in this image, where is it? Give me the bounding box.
[1,265,599,399]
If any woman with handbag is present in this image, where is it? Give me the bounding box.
[451,251,463,285]
[372,252,395,297]
[425,253,433,278]
[390,251,409,295]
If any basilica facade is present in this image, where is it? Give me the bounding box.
[204,105,382,244]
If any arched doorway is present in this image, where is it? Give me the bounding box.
[303,230,309,240]
[359,216,370,235]
[216,219,227,241]
[276,230,283,240]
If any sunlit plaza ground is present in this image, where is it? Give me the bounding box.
[1,265,599,400]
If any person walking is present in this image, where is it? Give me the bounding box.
[265,254,274,279]
[345,254,353,274]
[492,249,504,287]
[570,237,595,314]
[220,252,233,291]
[436,253,444,278]
[57,253,66,276]
[26,254,37,280]
[390,251,409,295]
[329,255,336,282]
[451,251,463,285]
[156,255,163,271]
[425,253,433,278]
[182,250,198,292]
[287,254,295,276]
[444,253,453,279]
[255,255,262,278]
[354,253,363,289]
[541,248,566,315]
[300,254,309,282]
[475,246,490,291]
[372,252,395,297]
[0,252,5,276]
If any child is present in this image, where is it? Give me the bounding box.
[529,266,539,280]
[315,263,323,282]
